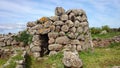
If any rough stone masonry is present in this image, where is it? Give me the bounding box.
[27,7,93,58]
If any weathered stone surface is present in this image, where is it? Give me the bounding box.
[32,35,39,41]
[60,14,68,21]
[82,15,87,22]
[77,45,82,51]
[63,51,83,68]
[50,16,59,21]
[31,24,43,30]
[69,13,75,22]
[0,42,5,47]
[61,25,69,32]
[59,31,65,36]
[55,26,61,32]
[75,16,82,22]
[33,52,40,58]
[16,65,24,68]
[49,51,58,56]
[69,27,76,33]
[19,42,25,47]
[55,7,65,16]
[53,21,64,26]
[48,44,62,51]
[44,21,52,28]
[76,27,83,33]
[56,36,69,44]
[65,20,74,28]
[48,32,59,38]
[49,38,55,44]
[27,22,36,27]
[0,38,4,42]
[39,28,50,34]
[71,40,80,45]
[31,46,41,52]
[74,20,80,27]
[50,25,55,32]
[33,41,41,46]
[6,40,11,45]
[68,33,75,39]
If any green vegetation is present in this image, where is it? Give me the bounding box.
[79,42,120,68]
[0,58,8,67]
[92,32,120,39]
[14,31,33,46]
[5,51,23,68]
[26,52,64,68]
[25,42,120,68]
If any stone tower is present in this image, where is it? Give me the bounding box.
[27,7,93,57]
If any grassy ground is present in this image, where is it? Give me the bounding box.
[0,58,8,67]
[26,52,64,68]
[26,43,120,68]
[91,32,120,39]
[79,42,120,68]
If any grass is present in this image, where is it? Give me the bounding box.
[91,32,120,39]
[0,58,8,67]
[27,42,120,68]
[79,42,120,68]
[26,52,64,68]
[5,50,24,68]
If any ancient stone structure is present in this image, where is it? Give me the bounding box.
[27,7,93,58]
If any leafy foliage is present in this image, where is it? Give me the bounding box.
[14,31,32,46]
[102,25,111,32]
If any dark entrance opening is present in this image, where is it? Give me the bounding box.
[40,34,50,57]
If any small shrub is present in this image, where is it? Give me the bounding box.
[102,25,111,32]
[90,27,102,34]
[14,31,32,46]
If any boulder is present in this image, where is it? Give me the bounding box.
[63,51,83,68]
[50,16,59,21]
[48,32,59,39]
[44,21,52,28]
[71,40,80,45]
[0,42,5,47]
[69,13,75,22]
[31,46,41,52]
[53,21,64,26]
[61,25,69,32]
[39,28,50,34]
[49,51,58,56]
[60,14,68,21]
[65,20,74,28]
[77,45,82,51]
[68,33,76,39]
[48,44,62,51]
[27,21,36,27]
[55,7,65,16]
[69,27,76,33]
[33,52,40,58]
[76,27,83,33]
[55,26,61,32]
[48,38,55,44]
[56,36,69,44]
[74,20,80,27]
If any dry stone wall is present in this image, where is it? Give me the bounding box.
[27,7,93,57]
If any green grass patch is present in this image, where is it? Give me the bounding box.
[0,58,8,67]
[92,32,120,39]
[5,51,24,68]
[27,52,64,68]
[79,42,120,68]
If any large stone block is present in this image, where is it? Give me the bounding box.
[48,44,62,51]
[56,36,69,44]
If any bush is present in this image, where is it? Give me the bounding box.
[102,25,111,32]
[14,31,32,46]
[90,27,102,34]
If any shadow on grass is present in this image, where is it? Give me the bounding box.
[25,54,32,68]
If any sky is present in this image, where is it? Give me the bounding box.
[0,0,120,34]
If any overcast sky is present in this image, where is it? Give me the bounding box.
[0,0,120,34]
